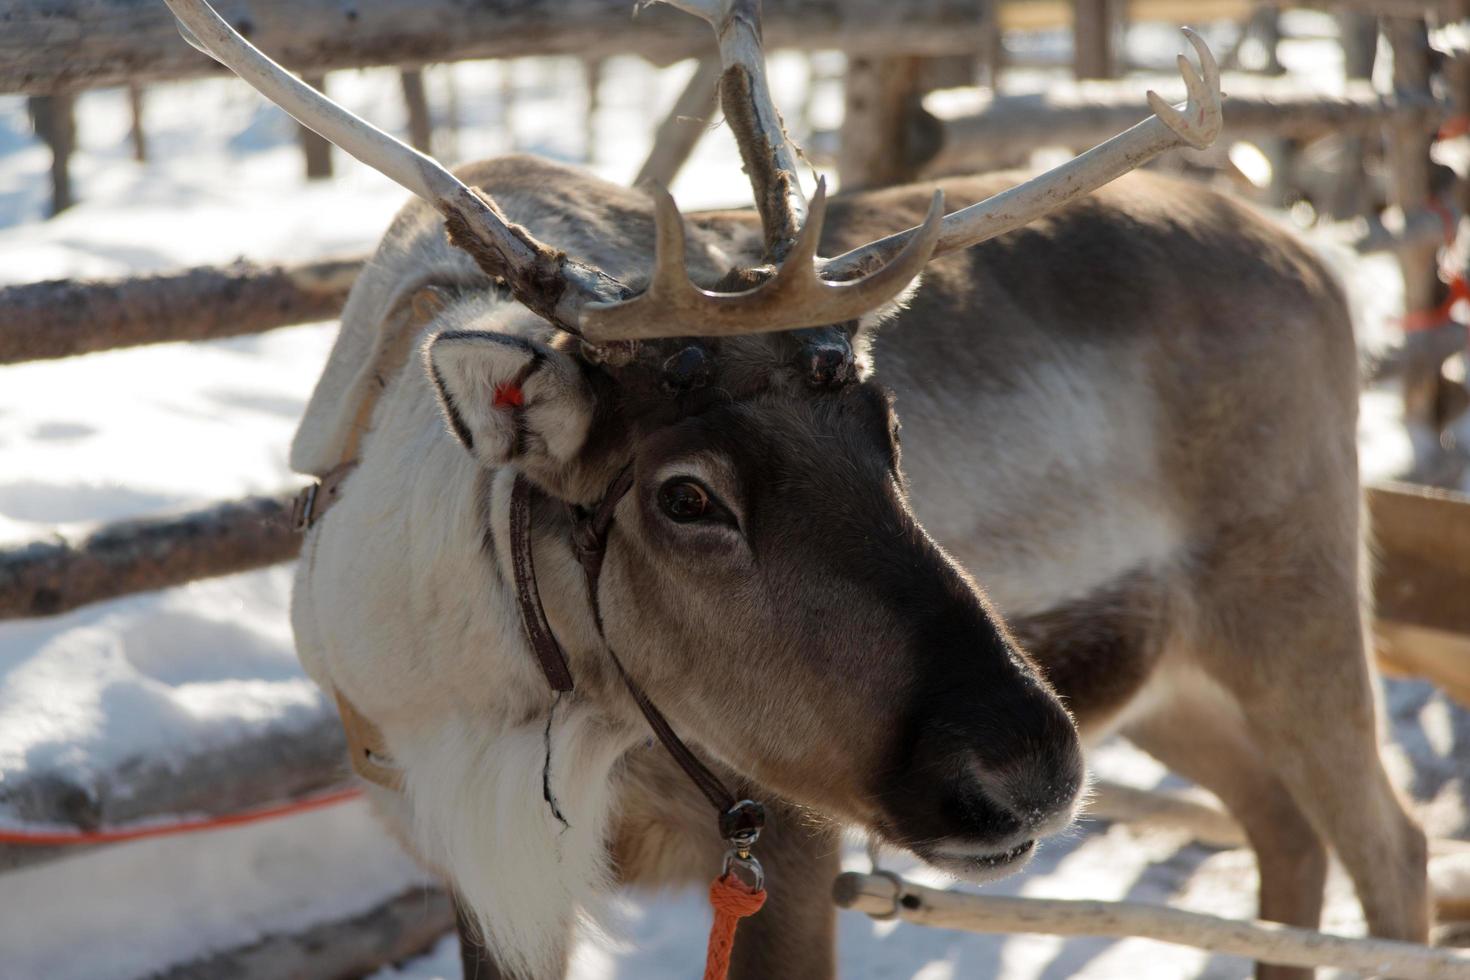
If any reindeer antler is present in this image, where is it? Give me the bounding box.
[821,29,1223,280]
[580,181,944,342]
[163,0,625,337]
[164,0,1223,344]
[646,0,807,260]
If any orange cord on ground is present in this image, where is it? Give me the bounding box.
[0,786,362,846]
[704,871,767,980]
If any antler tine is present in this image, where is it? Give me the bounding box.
[162,0,624,335]
[581,189,945,343]
[650,0,807,260]
[821,28,1225,281]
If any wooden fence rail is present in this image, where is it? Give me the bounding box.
[0,713,345,873]
[0,257,361,364]
[833,872,1470,979]
[0,492,301,619]
[925,82,1446,174]
[0,0,990,95]
[153,886,453,980]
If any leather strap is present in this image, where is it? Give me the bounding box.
[299,281,455,790]
[291,460,358,531]
[509,476,575,692]
[335,689,404,791]
[295,276,763,837]
[513,470,763,838]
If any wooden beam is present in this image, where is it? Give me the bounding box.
[926,80,1444,174]
[0,715,347,873]
[1370,482,1470,637]
[1369,482,1470,707]
[152,887,453,980]
[833,872,1470,978]
[28,94,76,215]
[0,0,991,96]
[635,56,722,190]
[0,256,361,364]
[0,492,303,620]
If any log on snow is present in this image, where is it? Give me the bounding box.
[154,886,452,980]
[0,491,303,620]
[832,872,1470,978]
[0,256,361,364]
[0,714,347,873]
[0,0,990,95]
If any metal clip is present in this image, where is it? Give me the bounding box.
[721,847,765,892]
[291,482,320,532]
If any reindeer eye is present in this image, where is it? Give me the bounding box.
[659,480,711,522]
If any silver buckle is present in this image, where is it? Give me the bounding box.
[292,482,320,532]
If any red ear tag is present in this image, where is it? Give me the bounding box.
[493,382,525,409]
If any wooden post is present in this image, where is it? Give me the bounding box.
[980,0,1006,87]
[584,57,605,164]
[500,60,518,153]
[838,56,941,191]
[1385,17,1449,445]
[635,56,722,189]
[298,73,333,179]
[1072,0,1115,80]
[442,63,462,163]
[1326,11,1379,220]
[399,68,432,154]
[127,82,147,162]
[29,94,76,215]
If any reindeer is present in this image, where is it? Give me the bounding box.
[165,0,1429,977]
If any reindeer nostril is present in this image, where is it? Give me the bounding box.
[661,344,713,392]
[807,346,850,387]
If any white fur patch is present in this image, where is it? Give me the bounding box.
[396,707,636,978]
[900,353,1185,618]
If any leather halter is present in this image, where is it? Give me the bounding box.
[292,281,764,857]
[509,468,766,847]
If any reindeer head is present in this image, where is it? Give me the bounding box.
[168,0,1220,877]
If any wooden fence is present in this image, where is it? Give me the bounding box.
[3,0,1470,976]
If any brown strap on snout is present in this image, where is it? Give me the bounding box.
[512,472,759,832]
[509,476,575,692]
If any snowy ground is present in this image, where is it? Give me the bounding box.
[1,21,1467,980]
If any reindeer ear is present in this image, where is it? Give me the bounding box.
[425,330,595,475]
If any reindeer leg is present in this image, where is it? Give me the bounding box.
[612,746,839,979]
[453,895,508,980]
[1188,527,1430,952]
[1123,682,1328,980]
[725,807,840,980]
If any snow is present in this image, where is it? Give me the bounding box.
[0,32,1465,980]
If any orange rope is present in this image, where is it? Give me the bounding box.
[1439,114,1470,142]
[1401,273,1470,333]
[0,785,363,845]
[704,872,767,980]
